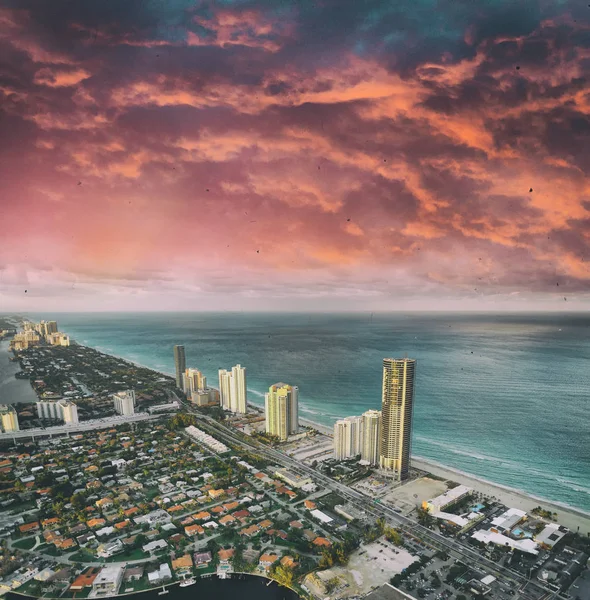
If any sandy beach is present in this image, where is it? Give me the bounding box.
[298,416,590,534]
[412,456,590,535]
[48,337,590,536]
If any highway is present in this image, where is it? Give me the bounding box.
[178,400,559,600]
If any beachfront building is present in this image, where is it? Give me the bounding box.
[361,409,382,465]
[422,485,472,513]
[0,405,19,433]
[183,368,207,395]
[333,415,363,460]
[218,364,247,414]
[37,320,58,338]
[379,358,416,480]
[112,390,135,416]
[265,382,299,441]
[174,345,186,390]
[47,332,70,346]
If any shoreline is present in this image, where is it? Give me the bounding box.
[16,331,590,529]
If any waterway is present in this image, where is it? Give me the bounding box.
[7,574,299,600]
[0,340,37,404]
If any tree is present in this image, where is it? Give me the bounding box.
[384,527,404,546]
[271,565,294,588]
[416,506,434,527]
[318,550,333,568]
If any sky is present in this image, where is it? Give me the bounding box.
[0,0,589,312]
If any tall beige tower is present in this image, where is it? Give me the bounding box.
[0,405,20,432]
[361,409,382,465]
[218,365,247,414]
[265,383,299,441]
[379,358,416,480]
[333,415,363,460]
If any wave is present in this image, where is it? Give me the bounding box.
[413,455,590,518]
[556,478,590,496]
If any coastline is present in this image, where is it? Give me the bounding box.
[410,456,590,534]
[24,331,590,532]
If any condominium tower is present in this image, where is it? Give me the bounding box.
[379,358,416,480]
[361,409,382,465]
[112,390,136,416]
[218,365,247,414]
[173,345,186,390]
[36,400,79,424]
[265,383,299,441]
[333,415,363,460]
[60,401,79,425]
[183,368,207,395]
[0,405,19,432]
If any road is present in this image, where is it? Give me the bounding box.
[179,403,559,600]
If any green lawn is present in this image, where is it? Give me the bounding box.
[13,536,37,550]
[69,549,100,563]
[106,548,149,562]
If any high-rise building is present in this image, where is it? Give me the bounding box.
[265,383,299,441]
[361,409,382,465]
[218,369,231,410]
[47,332,70,346]
[60,400,79,425]
[36,400,62,420]
[231,365,247,413]
[112,390,136,416]
[333,415,363,460]
[0,405,19,432]
[183,368,206,396]
[379,358,416,479]
[173,345,186,390]
[218,365,247,414]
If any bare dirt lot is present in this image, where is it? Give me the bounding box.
[379,477,449,515]
[304,540,418,598]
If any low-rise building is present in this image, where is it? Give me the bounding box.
[422,485,472,513]
[92,566,124,596]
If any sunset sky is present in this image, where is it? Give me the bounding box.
[1,0,589,312]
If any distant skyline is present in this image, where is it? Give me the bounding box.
[1,0,589,312]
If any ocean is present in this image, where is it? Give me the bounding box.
[18,311,590,512]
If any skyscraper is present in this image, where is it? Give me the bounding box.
[379,358,416,480]
[333,415,363,460]
[361,409,382,465]
[231,364,247,414]
[218,369,232,410]
[183,368,206,396]
[265,383,299,441]
[174,345,186,390]
[218,365,247,414]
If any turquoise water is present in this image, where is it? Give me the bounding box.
[25,312,590,512]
